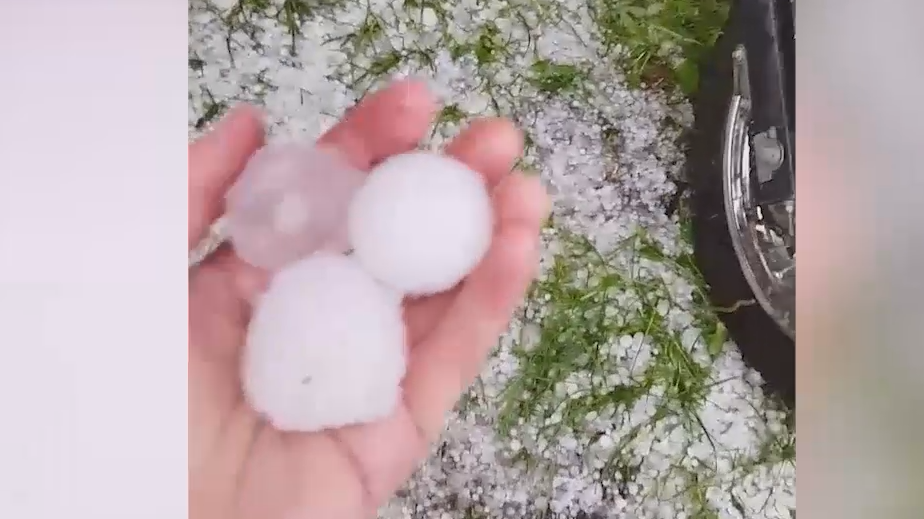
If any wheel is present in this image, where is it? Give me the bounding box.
[688,0,796,407]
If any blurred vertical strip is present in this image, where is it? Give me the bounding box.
[799,0,924,517]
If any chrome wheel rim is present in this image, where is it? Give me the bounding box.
[723,45,796,339]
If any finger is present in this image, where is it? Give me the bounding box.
[403,173,550,345]
[402,175,549,439]
[492,171,552,229]
[400,121,528,345]
[189,105,265,249]
[404,227,540,439]
[403,291,458,345]
[188,245,270,363]
[318,78,438,171]
[326,403,430,509]
[328,176,548,505]
[196,245,270,306]
[443,117,523,189]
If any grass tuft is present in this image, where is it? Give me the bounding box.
[591,0,729,95]
[528,59,589,95]
[498,227,722,436]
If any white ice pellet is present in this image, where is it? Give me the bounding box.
[210,0,237,11]
[224,141,366,272]
[242,252,406,432]
[348,151,493,296]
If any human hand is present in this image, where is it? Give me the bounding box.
[188,79,549,519]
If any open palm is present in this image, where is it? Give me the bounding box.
[188,79,549,519]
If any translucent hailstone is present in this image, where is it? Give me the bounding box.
[347,151,493,296]
[242,252,406,432]
[224,140,366,272]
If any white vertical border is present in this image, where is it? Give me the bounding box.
[0,2,188,518]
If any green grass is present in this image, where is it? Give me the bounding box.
[195,0,730,103]
[591,0,729,95]
[191,87,227,130]
[498,227,720,432]
[528,59,589,95]
[219,0,348,54]
[492,222,793,514]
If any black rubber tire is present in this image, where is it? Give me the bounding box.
[688,2,795,408]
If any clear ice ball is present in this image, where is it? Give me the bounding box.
[224,140,366,272]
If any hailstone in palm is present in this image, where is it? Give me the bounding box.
[242,252,407,432]
[347,151,494,295]
[224,141,366,272]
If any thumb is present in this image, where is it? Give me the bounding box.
[189,105,265,249]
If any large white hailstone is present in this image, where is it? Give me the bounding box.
[224,140,366,272]
[348,151,493,296]
[242,252,407,432]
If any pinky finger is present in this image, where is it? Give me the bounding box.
[401,217,543,440]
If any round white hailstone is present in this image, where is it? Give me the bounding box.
[242,252,406,432]
[225,140,366,272]
[347,151,493,296]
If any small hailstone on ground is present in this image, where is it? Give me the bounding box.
[348,151,493,295]
[242,252,406,432]
[209,0,237,11]
[224,140,366,272]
